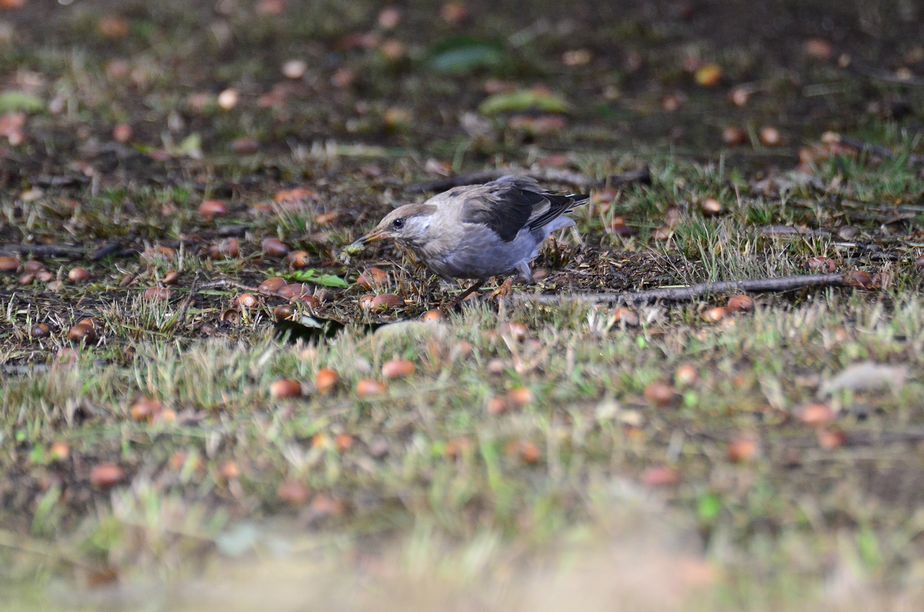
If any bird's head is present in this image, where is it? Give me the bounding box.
[349,203,437,251]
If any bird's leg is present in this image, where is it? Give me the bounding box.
[515,261,534,283]
[490,277,515,299]
[452,278,487,307]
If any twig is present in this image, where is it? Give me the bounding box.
[407,167,651,193]
[197,279,262,293]
[848,61,924,88]
[0,528,93,569]
[89,240,124,261]
[2,364,51,376]
[0,243,86,259]
[836,136,924,166]
[759,226,832,238]
[176,276,201,327]
[215,225,248,237]
[516,273,847,305]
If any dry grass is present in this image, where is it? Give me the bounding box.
[2,0,924,607]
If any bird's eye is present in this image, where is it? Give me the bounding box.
[392,218,405,229]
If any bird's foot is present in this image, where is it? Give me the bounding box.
[490,277,514,299]
[446,278,488,310]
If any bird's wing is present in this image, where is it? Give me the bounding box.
[458,176,588,242]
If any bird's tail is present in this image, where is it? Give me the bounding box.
[565,193,590,209]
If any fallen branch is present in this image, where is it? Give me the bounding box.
[408,166,651,193]
[0,243,86,259]
[847,61,924,88]
[90,240,125,261]
[516,273,847,305]
[836,136,924,166]
[176,276,202,327]
[759,226,832,238]
[198,279,262,293]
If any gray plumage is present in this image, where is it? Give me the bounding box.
[351,176,588,285]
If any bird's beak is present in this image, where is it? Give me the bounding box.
[347,227,388,251]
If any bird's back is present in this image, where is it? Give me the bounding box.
[446,175,587,242]
[417,176,587,279]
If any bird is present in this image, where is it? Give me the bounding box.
[348,175,588,302]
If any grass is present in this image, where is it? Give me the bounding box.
[2,290,923,608]
[2,0,924,608]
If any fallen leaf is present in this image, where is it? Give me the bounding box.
[0,90,43,113]
[819,362,908,396]
[479,88,570,115]
[285,268,349,288]
[428,37,505,75]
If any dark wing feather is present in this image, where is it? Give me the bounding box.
[460,176,587,242]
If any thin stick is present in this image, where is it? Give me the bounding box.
[89,240,125,261]
[0,243,86,259]
[515,273,847,305]
[759,226,832,238]
[197,279,262,293]
[176,276,201,327]
[836,136,924,166]
[848,61,924,88]
[408,167,651,193]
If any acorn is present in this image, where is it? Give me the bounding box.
[674,363,699,387]
[90,463,125,489]
[759,126,782,147]
[356,267,388,289]
[726,294,754,312]
[699,198,723,216]
[198,199,229,220]
[217,88,239,111]
[287,250,310,269]
[261,237,290,258]
[143,287,171,301]
[130,398,163,422]
[31,323,51,338]
[67,267,91,283]
[381,359,415,380]
[421,309,443,322]
[315,368,340,394]
[701,307,728,323]
[370,294,404,311]
[273,304,294,321]
[259,277,288,294]
[356,379,387,398]
[644,382,675,407]
[796,403,835,426]
[207,238,240,259]
[67,322,97,344]
[694,63,722,87]
[0,256,20,272]
[270,379,303,399]
[235,293,260,309]
[722,126,747,146]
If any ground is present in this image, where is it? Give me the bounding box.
[1,0,923,609]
